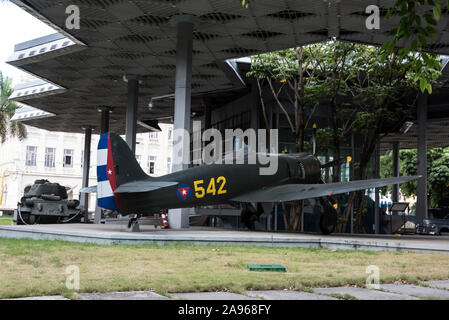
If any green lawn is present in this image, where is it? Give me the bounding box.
[0,237,448,299]
[0,218,12,226]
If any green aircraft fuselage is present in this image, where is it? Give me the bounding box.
[86,132,419,234]
[117,154,321,214]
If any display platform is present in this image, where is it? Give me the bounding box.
[0,224,448,254]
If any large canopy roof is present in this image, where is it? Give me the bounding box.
[6,0,449,149]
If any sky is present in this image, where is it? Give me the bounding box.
[0,1,55,86]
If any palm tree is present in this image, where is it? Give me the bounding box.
[0,71,27,143]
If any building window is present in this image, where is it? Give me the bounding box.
[45,147,56,168]
[63,149,74,168]
[26,146,37,167]
[149,132,159,139]
[136,155,142,166]
[148,156,156,174]
[167,157,172,172]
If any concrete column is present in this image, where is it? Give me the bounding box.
[99,107,110,134]
[80,126,92,222]
[202,101,211,163]
[126,76,139,155]
[203,98,212,130]
[416,92,428,224]
[168,15,197,229]
[250,82,259,130]
[392,141,400,203]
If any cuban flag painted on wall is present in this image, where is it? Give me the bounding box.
[97,133,119,211]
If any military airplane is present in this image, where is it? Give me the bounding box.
[81,132,419,234]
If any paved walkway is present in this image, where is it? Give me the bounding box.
[7,280,449,300]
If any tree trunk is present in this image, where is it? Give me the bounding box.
[352,132,377,234]
[331,101,341,183]
[337,131,374,233]
[288,200,303,231]
[336,191,356,232]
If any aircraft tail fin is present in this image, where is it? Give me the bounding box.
[97,132,148,210]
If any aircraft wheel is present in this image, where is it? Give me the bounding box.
[319,212,336,235]
[241,209,257,230]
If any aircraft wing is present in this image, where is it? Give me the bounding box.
[114,180,178,193]
[80,180,178,194]
[80,186,97,193]
[231,176,420,203]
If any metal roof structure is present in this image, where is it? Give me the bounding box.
[5,0,449,149]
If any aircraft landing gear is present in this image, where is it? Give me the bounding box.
[319,211,336,234]
[125,214,141,232]
[241,209,258,230]
[318,197,338,235]
[240,203,264,230]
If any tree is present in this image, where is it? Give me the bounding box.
[381,147,449,207]
[339,46,441,233]
[248,41,441,233]
[0,72,27,143]
[385,0,448,51]
[383,0,448,93]
[315,40,361,183]
[248,45,328,230]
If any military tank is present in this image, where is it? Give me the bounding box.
[14,179,82,225]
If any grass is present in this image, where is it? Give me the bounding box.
[0,237,449,299]
[0,217,13,226]
[325,293,358,300]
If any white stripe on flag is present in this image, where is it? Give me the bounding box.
[98,180,113,198]
[97,149,108,167]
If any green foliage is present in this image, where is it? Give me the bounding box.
[248,40,442,232]
[342,43,440,183]
[303,127,334,154]
[247,45,330,151]
[0,72,27,143]
[381,147,449,206]
[383,0,447,93]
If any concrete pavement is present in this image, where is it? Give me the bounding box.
[5,280,449,300]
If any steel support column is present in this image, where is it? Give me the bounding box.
[374,143,380,234]
[416,92,428,224]
[126,77,139,155]
[168,15,196,229]
[80,126,92,222]
[350,134,355,233]
[392,141,400,203]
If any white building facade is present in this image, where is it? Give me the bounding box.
[0,124,173,213]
